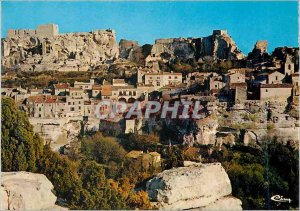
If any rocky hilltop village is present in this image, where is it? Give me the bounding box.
[2,24,298,150]
[2,24,244,72]
[1,24,299,210]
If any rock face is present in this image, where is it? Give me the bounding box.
[29,117,82,151]
[2,29,119,71]
[247,40,268,61]
[146,30,244,66]
[146,163,242,210]
[197,30,244,60]
[1,172,66,210]
[119,39,139,59]
[2,27,245,72]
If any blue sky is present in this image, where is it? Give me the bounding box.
[1,1,298,54]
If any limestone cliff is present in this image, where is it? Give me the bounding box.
[1,172,66,210]
[247,40,269,61]
[146,162,242,210]
[2,30,119,71]
[146,30,244,66]
[119,39,139,59]
[197,30,245,60]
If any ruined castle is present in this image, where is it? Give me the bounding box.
[7,24,59,38]
[2,23,248,72]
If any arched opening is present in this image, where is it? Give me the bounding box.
[118,97,127,103]
[128,97,135,104]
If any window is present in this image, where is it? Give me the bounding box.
[39,107,41,111]
[169,76,172,79]
[70,107,75,111]
[149,77,152,79]
[119,91,122,96]
[133,91,136,96]
[266,89,268,92]
[215,84,218,88]
[276,76,278,80]
[79,106,81,110]
[68,102,71,105]
[288,64,291,70]
[157,82,160,86]
[175,76,178,79]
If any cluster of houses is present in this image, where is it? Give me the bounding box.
[2,54,298,122]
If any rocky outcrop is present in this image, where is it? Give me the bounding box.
[272,46,299,61]
[146,163,242,210]
[243,130,258,146]
[147,30,244,66]
[119,39,139,59]
[1,172,66,210]
[197,30,244,60]
[247,40,268,61]
[2,29,119,71]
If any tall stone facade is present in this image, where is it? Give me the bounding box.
[7,24,59,38]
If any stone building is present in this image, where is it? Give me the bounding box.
[26,95,66,118]
[260,84,293,103]
[267,71,285,84]
[144,72,182,90]
[100,79,143,103]
[209,75,225,93]
[91,85,101,98]
[53,83,69,95]
[284,54,295,75]
[225,72,245,86]
[74,79,95,91]
[7,24,59,38]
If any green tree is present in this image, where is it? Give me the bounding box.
[81,132,126,165]
[1,97,43,172]
[121,133,159,152]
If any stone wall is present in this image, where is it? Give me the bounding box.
[260,86,292,102]
[7,24,59,38]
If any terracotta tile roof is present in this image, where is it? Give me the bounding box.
[101,85,112,96]
[103,81,111,85]
[260,83,293,88]
[69,87,83,91]
[113,79,126,84]
[92,85,102,90]
[54,83,69,89]
[229,83,247,89]
[84,101,91,105]
[161,83,186,89]
[27,95,66,104]
[145,72,182,76]
[111,85,135,90]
